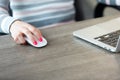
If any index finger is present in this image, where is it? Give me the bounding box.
[27,24,43,41]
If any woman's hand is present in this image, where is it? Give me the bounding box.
[10,20,43,45]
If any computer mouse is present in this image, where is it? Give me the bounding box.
[25,36,47,48]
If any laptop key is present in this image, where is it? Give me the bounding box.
[94,30,120,47]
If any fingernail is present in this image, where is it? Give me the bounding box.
[39,37,43,42]
[33,41,37,45]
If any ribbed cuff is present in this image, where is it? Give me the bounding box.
[1,16,18,34]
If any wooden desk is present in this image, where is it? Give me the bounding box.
[0,15,120,80]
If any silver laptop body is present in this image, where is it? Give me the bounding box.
[73,17,120,52]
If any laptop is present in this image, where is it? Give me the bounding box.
[73,17,120,52]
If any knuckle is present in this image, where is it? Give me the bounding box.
[21,41,26,45]
[24,30,30,34]
[15,32,23,38]
[14,37,18,42]
[31,28,37,32]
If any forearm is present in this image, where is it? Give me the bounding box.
[0,0,17,34]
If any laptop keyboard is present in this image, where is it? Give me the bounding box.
[94,30,120,47]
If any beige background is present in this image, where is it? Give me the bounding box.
[80,0,120,20]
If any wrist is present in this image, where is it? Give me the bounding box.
[9,20,20,34]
